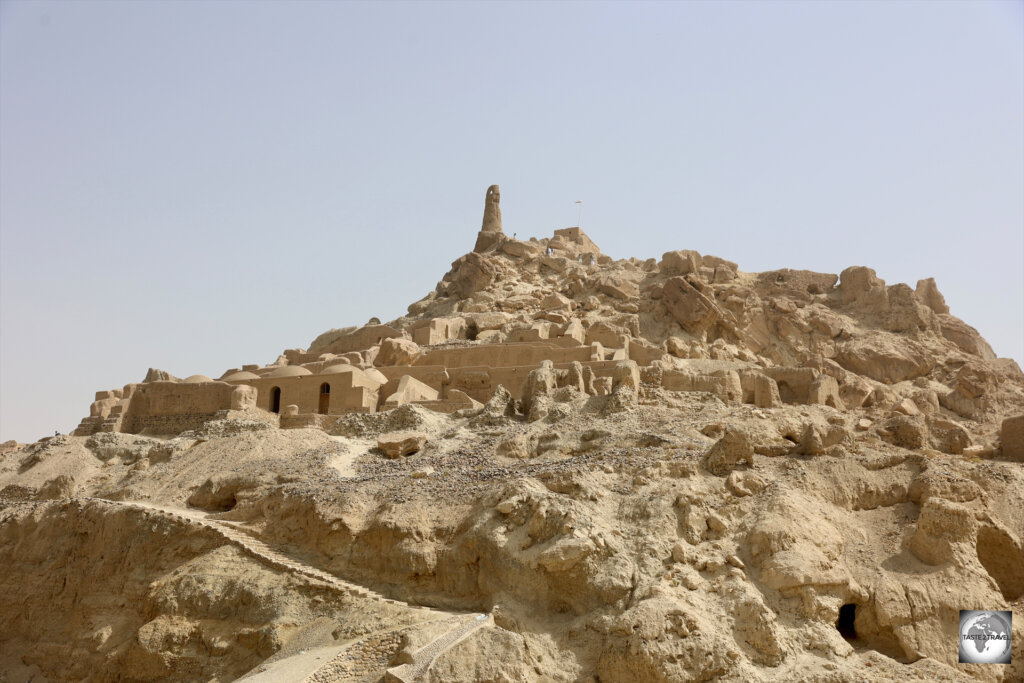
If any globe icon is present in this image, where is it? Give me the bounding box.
[959,611,1012,664]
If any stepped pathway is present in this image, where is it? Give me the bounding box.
[73,496,494,682]
[79,496,410,607]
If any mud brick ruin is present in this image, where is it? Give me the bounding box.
[70,185,1022,461]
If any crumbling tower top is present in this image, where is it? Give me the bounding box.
[474,184,505,252]
[481,184,502,232]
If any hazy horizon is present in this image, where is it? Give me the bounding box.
[2,0,1021,443]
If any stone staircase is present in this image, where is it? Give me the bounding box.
[62,497,495,682]
[79,497,409,607]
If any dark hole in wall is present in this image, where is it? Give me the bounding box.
[212,493,237,512]
[186,485,238,512]
[837,603,857,640]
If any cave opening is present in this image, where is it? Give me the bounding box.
[837,603,858,640]
[215,493,237,512]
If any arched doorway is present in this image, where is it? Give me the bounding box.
[270,386,281,414]
[319,383,330,414]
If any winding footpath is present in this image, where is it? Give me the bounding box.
[71,496,492,682]
[80,496,405,606]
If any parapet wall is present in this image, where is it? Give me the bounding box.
[415,342,600,369]
[125,410,231,436]
[121,381,249,434]
[377,360,628,405]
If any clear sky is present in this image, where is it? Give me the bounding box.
[1,0,1021,443]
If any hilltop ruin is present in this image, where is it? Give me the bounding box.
[2,186,1023,682]
[70,186,1022,461]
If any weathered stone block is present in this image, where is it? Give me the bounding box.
[1001,415,1024,461]
[378,431,427,458]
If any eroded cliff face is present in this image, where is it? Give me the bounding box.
[3,218,1024,682]
[0,499,425,682]
[204,405,1024,682]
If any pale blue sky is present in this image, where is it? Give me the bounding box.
[1,0,1021,442]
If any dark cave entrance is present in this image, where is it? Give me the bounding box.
[837,603,858,640]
